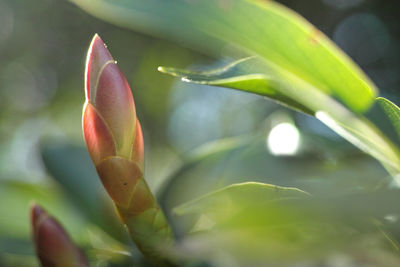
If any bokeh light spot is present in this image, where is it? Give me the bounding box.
[267,123,300,156]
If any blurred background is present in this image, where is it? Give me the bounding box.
[0,0,399,266]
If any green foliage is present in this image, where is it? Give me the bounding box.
[160,58,400,174]
[72,0,377,112]
[163,138,400,265]
[73,0,400,173]
[160,133,388,206]
[173,181,310,218]
[159,57,314,115]
[0,180,82,238]
[377,97,400,142]
[0,177,133,266]
[11,0,400,265]
[170,186,400,266]
[0,180,86,265]
[40,142,127,241]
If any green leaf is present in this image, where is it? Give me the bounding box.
[159,131,391,238]
[72,0,400,173]
[72,0,400,171]
[168,187,400,265]
[0,180,87,241]
[40,141,126,242]
[173,182,310,218]
[159,58,400,174]
[159,57,313,115]
[377,97,400,142]
[160,133,388,215]
[72,0,377,112]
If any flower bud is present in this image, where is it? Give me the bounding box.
[82,35,172,264]
[83,34,139,163]
[30,204,88,267]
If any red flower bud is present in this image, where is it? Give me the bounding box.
[83,34,141,165]
[82,35,172,264]
[30,204,88,267]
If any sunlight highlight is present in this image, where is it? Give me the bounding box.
[267,123,300,156]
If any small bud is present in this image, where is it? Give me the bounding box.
[30,204,88,267]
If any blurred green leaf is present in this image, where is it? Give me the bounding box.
[72,0,377,112]
[40,141,127,242]
[40,142,147,264]
[160,57,400,174]
[159,133,389,235]
[174,182,310,219]
[41,142,102,210]
[377,97,400,142]
[169,189,400,266]
[159,57,313,115]
[72,0,400,173]
[169,172,400,265]
[0,180,86,241]
[0,180,89,265]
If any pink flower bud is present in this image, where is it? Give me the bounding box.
[83,34,140,162]
[30,204,88,267]
[82,35,172,263]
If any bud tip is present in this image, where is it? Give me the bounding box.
[85,33,114,101]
